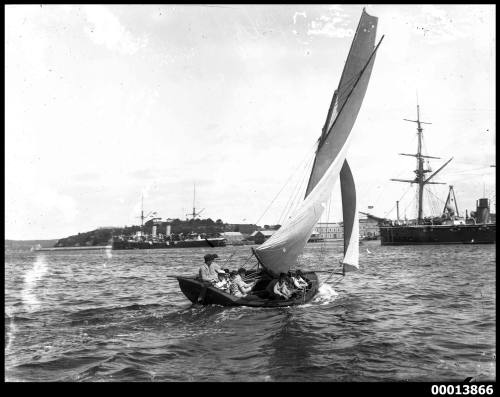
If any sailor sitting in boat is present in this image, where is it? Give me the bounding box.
[286,271,297,292]
[291,270,308,290]
[199,253,225,284]
[273,273,293,300]
[229,268,256,297]
[214,271,230,293]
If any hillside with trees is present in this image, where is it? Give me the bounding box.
[53,218,259,247]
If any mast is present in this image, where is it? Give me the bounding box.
[141,194,144,231]
[192,183,196,219]
[390,102,452,224]
[256,9,381,276]
[186,183,204,220]
[409,103,430,222]
[138,194,157,234]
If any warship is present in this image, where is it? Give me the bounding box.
[379,104,496,245]
[112,190,226,250]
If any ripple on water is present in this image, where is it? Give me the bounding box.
[4,243,496,381]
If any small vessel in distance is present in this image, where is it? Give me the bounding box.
[112,188,227,250]
[111,234,226,250]
[379,103,496,245]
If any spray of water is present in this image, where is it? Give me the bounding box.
[22,255,48,313]
[102,247,113,267]
[6,255,49,363]
[312,283,339,305]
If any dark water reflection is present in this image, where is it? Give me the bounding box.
[4,242,496,382]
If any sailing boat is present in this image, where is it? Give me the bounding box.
[176,9,383,307]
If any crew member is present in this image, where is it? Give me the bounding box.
[199,253,224,283]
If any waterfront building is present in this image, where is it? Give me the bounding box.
[313,222,344,240]
[313,213,381,241]
[220,231,245,245]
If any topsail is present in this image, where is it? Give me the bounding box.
[255,9,381,276]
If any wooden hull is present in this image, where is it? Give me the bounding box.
[177,271,319,307]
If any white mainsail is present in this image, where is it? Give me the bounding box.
[255,9,381,276]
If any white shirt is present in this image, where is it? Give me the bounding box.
[199,262,223,282]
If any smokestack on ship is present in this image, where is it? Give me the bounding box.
[475,198,491,224]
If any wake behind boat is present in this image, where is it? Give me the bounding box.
[176,8,383,307]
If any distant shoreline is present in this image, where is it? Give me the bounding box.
[34,245,112,252]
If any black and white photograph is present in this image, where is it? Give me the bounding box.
[5,4,495,383]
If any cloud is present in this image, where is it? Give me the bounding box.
[415,5,492,45]
[307,5,354,38]
[293,11,307,25]
[83,5,148,54]
[5,172,79,239]
[414,5,464,44]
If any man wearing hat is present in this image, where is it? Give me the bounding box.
[199,253,225,284]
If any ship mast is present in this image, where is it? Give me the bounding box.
[187,183,204,220]
[138,194,157,234]
[390,102,453,224]
[141,194,144,230]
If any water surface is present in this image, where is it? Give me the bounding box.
[4,241,495,381]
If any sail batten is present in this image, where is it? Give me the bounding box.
[255,9,380,277]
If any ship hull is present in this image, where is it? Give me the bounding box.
[380,224,496,245]
[176,271,319,307]
[175,238,226,248]
[112,238,226,250]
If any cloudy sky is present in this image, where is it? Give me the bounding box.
[6,4,495,240]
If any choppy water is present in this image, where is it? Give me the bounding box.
[4,241,495,382]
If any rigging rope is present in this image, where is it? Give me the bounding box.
[382,184,413,218]
[426,187,446,206]
[277,150,315,225]
[425,186,441,216]
[318,193,333,265]
[253,142,317,226]
[241,251,257,270]
[368,134,418,211]
[318,261,345,288]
